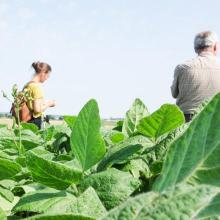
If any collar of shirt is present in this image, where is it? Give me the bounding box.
[198,51,215,57]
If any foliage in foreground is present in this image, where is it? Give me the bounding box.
[0,95,220,219]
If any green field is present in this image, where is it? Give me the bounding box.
[1,97,220,219]
[0,118,116,130]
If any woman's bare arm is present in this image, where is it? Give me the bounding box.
[33,99,56,113]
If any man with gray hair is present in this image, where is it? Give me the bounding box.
[171,31,220,122]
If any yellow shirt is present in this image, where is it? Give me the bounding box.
[25,82,44,118]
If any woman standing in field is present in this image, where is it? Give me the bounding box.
[25,61,56,129]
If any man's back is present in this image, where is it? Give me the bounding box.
[171,51,220,114]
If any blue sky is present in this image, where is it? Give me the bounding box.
[1,0,220,118]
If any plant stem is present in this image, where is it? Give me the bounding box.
[15,108,23,155]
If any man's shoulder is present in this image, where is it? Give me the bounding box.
[176,56,220,71]
[175,58,196,71]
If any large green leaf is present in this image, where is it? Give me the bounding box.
[41,126,55,142]
[0,127,17,149]
[43,124,71,139]
[0,207,6,220]
[26,151,82,190]
[102,130,124,146]
[79,168,140,210]
[102,184,219,220]
[137,104,185,140]
[70,99,106,171]
[0,127,43,151]
[70,187,106,218]
[25,214,95,220]
[21,122,39,133]
[97,135,154,171]
[0,196,19,215]
[53,124,72,136]
[122,158,150,179]
[29,147,54,160]
[122,98,149,137]
[110,132,124,144]
[0,158,21,180]
[117,135,153,149]
[63,115,77,130]
[112,120,123,132]
[0,180,16,191]
[20,129,44,150]
[97,144,142,171]
[13,189,76,214]
[0,185,14,202]
[0,150,15,160]
[197,193,220,219]
[142,123,189,165]
[14,187,106,218]
[153,93,220,192]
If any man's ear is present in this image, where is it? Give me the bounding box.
[214,43,218,55]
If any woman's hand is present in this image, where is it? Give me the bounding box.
[33,99,56,113]
[47,100,56,108]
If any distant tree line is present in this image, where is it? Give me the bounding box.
[0,112,63,120]
[0,112,12,118]
[0,112,122,121]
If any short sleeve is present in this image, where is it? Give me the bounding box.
[28,84,44,99]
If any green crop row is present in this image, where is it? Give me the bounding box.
[0,95,220,219]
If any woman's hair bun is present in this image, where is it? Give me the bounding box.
[32,61,51,73]
[32,61,39,72]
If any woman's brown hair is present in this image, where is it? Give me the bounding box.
[32,61,52,74]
